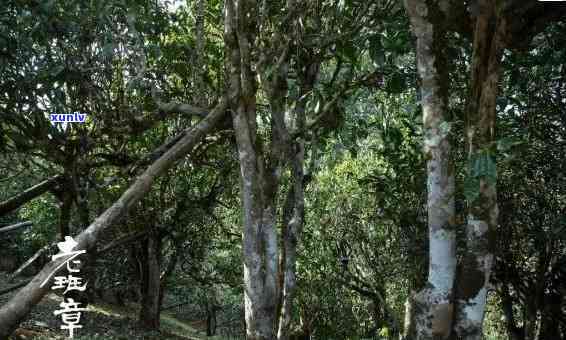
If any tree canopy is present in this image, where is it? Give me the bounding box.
[0,1,565,339]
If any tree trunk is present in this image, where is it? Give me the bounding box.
[275,50,316,340]
[276,160,304,340]
[0,99,227,338]
[538,296,561,340]
[403,1,456,339]
[500,286,524,340]
[206,306,217,336]
[75,179,98,304]
[523,301,538,340]
[159,241,179,310]
[452,2,505,338]
[205,288,218,336]
[57,190,73,241]
[139,228,161,330]
[232,98,279,340]
[225,1,280,338]
[402,292,416,339]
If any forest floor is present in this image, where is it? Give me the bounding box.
[0,273,224,340]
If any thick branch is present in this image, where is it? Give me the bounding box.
[127,130,189,175]
[0,281,31,297]
[156,101,208,118]
[0,98,227,338]
[152,87,208,118]
[9,243,56,281]
[0,176,61,216]
[0,221,33,234]
[97,230,148,254]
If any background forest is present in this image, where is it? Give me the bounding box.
[0,0,565,339]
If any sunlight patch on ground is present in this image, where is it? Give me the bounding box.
[160,313,206,340]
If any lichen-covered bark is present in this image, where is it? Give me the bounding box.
[225,1,280,338]
[453,1,506,338]
[403,1,456,339]
[225,0,309,337]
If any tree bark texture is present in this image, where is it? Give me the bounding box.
[403,1,456,339]
[0,99,227,338]
[453,1,505,338]
[225,0,308,337]
[225,0,281,338]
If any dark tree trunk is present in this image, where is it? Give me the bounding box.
[138,228,161,330]
[205,293,218,336]
[539,297,562,340]
[206,309,217,336]
[0,175,61,217]
[57,190,73,241]
[159,243,179,310]
[523,302,538,340]
[500,286,524,340]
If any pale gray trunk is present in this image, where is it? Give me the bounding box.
[403,1,456,339]
[225,0,283,337]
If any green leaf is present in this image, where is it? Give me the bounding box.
[469,151,497,185]
[51,65,65,77]
[464,176,480,202]
[369,35,385,66]
[485,154,497,184]
[338,41,357,65]
[439,121,452,137]
[386,72,405,93]
[497,136,522,152]
[102,43,114,58]
[314,100,321,114]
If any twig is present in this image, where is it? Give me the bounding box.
[9,242,56,281]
